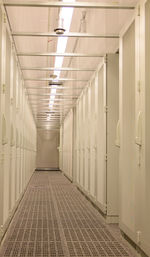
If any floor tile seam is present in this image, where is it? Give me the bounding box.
[48,176,70,257]
[50,173,136,257]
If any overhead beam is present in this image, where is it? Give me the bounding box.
[32,109,70,111]
[31,106,75,109]
[36,116,63,118]
[3,1,135,10]
[18,52,103,57]
[36,116,64,118]
[34,109,67,112]
[37,128,60,130]
[33,110,65,114]
[12,32,119,39]
[35,113,62,118]
[22,67,94,72]
[34,112,65,113]
[29,95,77,97]
[33,108,69,111]
[37,121,60,123]
[29,98,76,101]
[31,103,72,106]
[33,110,70,113]
[25,78,88,82]
[36,118,61,119]
[30,101,75,103]
[32,109,68,111]
[36,115,64,117]
[31,102,70,105]
[26,87,83,90]
[36,117,61,119]
[27,93,78,96]
[32,107,73,110]
[31,105,74,107]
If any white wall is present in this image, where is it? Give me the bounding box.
[36,129,59,169]
[0,7,36,238]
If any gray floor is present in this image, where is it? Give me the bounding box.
[0,171,136,257]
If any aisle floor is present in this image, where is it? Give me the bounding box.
[0,171,136,257]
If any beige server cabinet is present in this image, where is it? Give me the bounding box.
[119,19,138,242]
[59,125,63,171]
[0,7,37,240]
[75,54,119,222]
[59,110,73,180]
[119,1,150,255]
[142,1,150,254]
[63,110,73,180]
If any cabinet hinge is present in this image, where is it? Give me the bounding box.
[104,55,107,64]
[105,154,108,161]
[138,5,140,16]
[2,84,6,94]
[104,106,108,113]
[3,13,7,23]
[137,80,141,93]
[103,203,107,213]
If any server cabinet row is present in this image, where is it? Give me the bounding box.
[60,1,150,255]
[0,7,37,239]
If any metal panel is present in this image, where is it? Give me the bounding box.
[17,52,104,57]
[89,79,96,198]
[3,1,135,9]
[25,78,88,82]
[21,67,95,71]
[3,29,11,223]
[12,31,119,39]
[119,21,136,233]
[106,54,119,216]
[139,2,150,256]
[84,88,89,192]
[62,110,73,180]
[96,63,107,212]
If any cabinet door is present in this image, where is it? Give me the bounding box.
[63,110,73,179]
[140,1,150,255]
[107,54,119,217]
[90,79,96,198]
[96,64,107,213]
[84,89,89,192]
[119,21,136,237]
[3,30,11,223]
[0,6,3,228]
[76,105,80,184]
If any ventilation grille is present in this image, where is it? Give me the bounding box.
[0,172,134,257]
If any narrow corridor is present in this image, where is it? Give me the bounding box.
[0,171,136,257]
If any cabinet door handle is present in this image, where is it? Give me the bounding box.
[2,115,8,145]
[115,120,120,147]
[135,111,142,146]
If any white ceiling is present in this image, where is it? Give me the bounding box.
[5,0,139,129]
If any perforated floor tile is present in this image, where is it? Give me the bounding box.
[0,171,136,257]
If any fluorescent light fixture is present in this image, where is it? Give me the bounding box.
[49,0,75,112]
[47,114,51,121]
